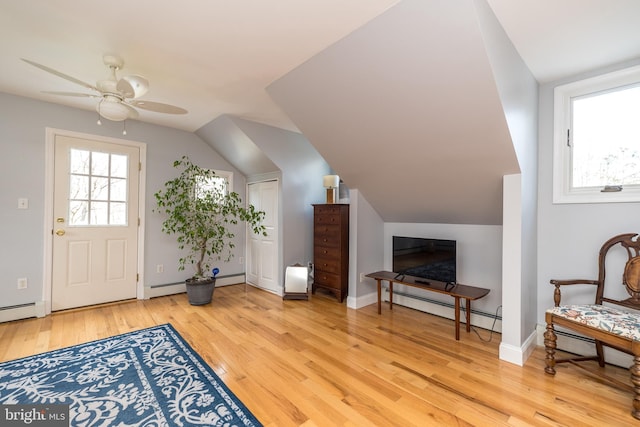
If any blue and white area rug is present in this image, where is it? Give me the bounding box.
[0,323,261,426]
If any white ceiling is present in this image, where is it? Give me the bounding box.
[0,0,399,132]
[486,0,640,82]
[1,0,639,133]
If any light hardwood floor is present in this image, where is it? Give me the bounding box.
[0,284,635,426]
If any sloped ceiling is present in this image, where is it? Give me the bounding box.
[4,0,637,225]
[0,0,398,132]
[196,115,278,177]
[268,0,520,225]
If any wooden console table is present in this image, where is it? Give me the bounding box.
[366,271,490,340]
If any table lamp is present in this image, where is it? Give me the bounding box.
[323,175,340,204]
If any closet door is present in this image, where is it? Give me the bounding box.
[247,180,279,294]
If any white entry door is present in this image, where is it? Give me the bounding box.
[52,134,140,311]
[247,180,279,294]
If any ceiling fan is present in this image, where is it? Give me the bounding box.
[22,54,188,122]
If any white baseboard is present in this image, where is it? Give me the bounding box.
[348,291,378,309]
[499,329,537,366]
[144,274,246,299]
[535,323,633,368]
[381,288,502,332]
[0,301,46,323]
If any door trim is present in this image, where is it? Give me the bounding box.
[43,128,147,315]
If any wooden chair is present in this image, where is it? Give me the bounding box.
[544,233,640,419]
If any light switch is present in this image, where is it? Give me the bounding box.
[18,198,28,209]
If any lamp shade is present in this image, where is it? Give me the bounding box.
[97,98,130,122]
[323,175,340,188]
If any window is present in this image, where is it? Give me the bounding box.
[195,170,232,200]
[68,149,129,225]
[553,65,640,203]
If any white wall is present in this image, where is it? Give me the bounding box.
[536,58,640,324]
[347,189,385,309]
[383,222,503,315]
[229,117,331,273]
[500,173,526,364]
[0,93,248,310]
[474,0,539,363]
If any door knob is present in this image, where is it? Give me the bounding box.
[55,229,65,236]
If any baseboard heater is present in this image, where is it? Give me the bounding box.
[0,302,45,323]
[145,273,245,299]
[383,288,502,333]
[536,323,632,368]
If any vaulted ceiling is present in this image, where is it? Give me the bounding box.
[1,0,639,224]
[268,0,522,224]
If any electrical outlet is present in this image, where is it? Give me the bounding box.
[17,278,27,289]
[156,264,164,273]
[359,272,365,283]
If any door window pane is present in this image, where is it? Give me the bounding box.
[69,201,88,225]
[70,175,89,200]
[70,149,90,174]
[111,154,128,178]
[68,150,129,226]
[91,152,109,176]
[91,177,109,201]
[90,201,109,225]
[110,178,127,201]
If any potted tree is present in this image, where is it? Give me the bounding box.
[154,156,266,305]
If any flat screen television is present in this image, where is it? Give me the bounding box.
[392,236,456,283]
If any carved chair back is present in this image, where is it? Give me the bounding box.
[596,233,640,309]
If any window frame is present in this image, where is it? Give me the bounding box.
[553,64,640,204]
[195,169,233,200]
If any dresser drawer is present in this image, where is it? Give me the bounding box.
[314,205,343,216]
[314,254,340,274]
[314,271,340,289]
[314,225,341,247]
[315,213,342,226]
[314,247,341,260]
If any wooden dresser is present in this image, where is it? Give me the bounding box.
[312,204,349,302]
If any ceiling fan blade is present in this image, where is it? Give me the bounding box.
[116,79,134,98]
[118,75,149,98]
[42,91,98,98]
[21,58,98,92]
[123,103,139,119]
[128,100,187,115]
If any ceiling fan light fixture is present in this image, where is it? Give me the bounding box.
[97,98,129,122]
